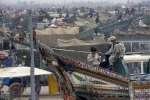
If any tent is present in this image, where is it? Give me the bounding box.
[0,67,52,78]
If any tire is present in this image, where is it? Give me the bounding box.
[9,82,24,98]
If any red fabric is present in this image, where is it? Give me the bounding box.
[0,51,8,60]
[64,92,71,100]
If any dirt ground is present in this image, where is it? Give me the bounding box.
[15,96,63,100]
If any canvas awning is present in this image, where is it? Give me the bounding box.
[124,54,150,63]
[0,67,52,78]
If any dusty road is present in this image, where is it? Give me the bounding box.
[15,96,63,100]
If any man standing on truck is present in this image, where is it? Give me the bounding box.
[105,36,128,76]
[87,47,101,67]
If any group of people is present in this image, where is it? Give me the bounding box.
[87,36,128,76]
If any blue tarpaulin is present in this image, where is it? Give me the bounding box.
[2,56,13,86]
[2,57,13,67]
[2,78,11,86]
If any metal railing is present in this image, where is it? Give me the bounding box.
[122,41,150,53]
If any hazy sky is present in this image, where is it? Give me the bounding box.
[0,0,144,4]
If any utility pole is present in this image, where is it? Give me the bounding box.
[28,10,36,100]
[129,76,134,100]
